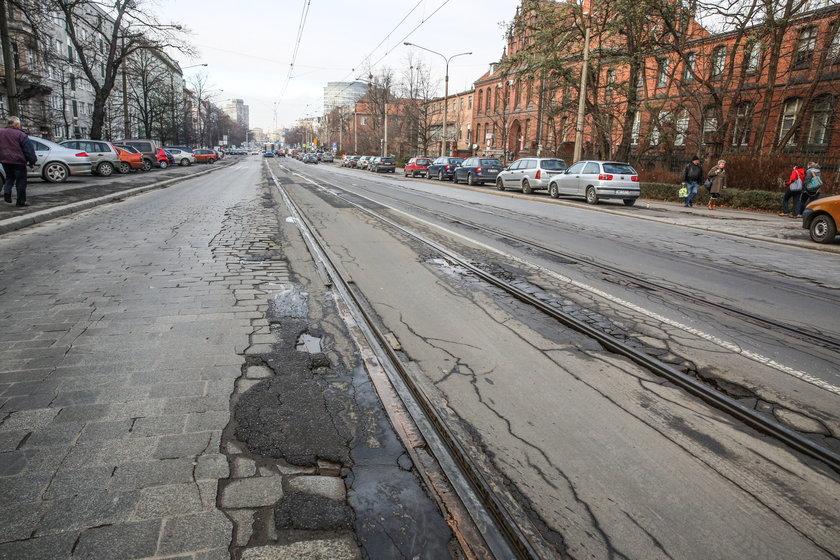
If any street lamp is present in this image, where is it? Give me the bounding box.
[404,42,471,157]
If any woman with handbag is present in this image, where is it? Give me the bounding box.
[801,161,822,211]
[706,160,727,210]
[780,165,805,217]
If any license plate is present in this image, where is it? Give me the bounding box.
[616,190,630,195]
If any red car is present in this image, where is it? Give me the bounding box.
[404,157,432,178]
[114,146,144,173]
[193,149,217,164]
[155,148,171,169]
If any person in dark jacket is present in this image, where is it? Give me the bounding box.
[780,165,805,218]
[681,156,704,207]
[1,116,38,206]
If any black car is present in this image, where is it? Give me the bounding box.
[428,157,464,181]
[453,157,504,186]
[371,157,396,173]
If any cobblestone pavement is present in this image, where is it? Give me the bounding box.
[0,160,277,559]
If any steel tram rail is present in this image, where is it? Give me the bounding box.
[274,162,840,476]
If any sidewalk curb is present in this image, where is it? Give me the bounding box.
[0,162,234,236]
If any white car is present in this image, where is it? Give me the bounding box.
[496,157,567,193]
[548,160,640,206]
[0,136,92,183]
[167,148,196,166]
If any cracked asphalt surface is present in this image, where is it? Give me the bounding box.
[276,157,840,559]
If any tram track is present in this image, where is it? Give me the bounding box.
[269,161,840,557]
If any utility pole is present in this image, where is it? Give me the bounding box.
[573,17,592,163]
[0,0,19,116]
[353,111,357,153]
[383,103,388,156]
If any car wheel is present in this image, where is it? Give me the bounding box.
[97,161,114,177]
[467,173,476,186]
[142,158,152,171]
[158,160,169,169]
[209,159,215,164]
[809,214,837,243]
[496,178,505,191]
[623,198,637,207]
[180,158,189,166]
[438,171,444,181]
[43,162,69,183]
[586,186,599,204]
[521,178,532,194]
[549,183,559,198]
[452,173,459,184]
[118,162,131,174]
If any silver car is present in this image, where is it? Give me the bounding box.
[60,139,121,177]
[548,160,640,206]
[496,157,568,193]
[167,148,196,166]
[0,137,92,183]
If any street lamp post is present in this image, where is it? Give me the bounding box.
[404,43,471,157]
[573,16,592,163]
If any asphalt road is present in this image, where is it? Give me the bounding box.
[274,156,840,559]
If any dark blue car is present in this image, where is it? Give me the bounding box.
[428,157,464,181]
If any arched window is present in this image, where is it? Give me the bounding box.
[515,80,522,107]
[485,88,492,113]
[732,101,752,146]
[745,42,761,73]
[779,98,802,146]
[702,106,719,145]
[477,90,483,112]
[675,108,690,146]
[808,96,833,146]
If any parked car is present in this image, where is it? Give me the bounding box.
[167,148,196,166]
[428,157,464,181]
[193,149,218,164]
[547,160,640,205]
[404,157,432,178]
[155,148,172,168]
[116,139,161,169]
[59,139,121,177]
[163,145,193,154]
[802,194,840,243]
[113,145,144,173]
[263,151,275,157]
[0,136,92,183]
[321,152,334,162]
[303,153,319,164]
[341,155,355,167]
[370,157,396,173]
[453,157,503,186]
[113,144,152,171]
[496,157,568,193]
[356,155,371,170]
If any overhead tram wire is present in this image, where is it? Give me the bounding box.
[279,0,313,99]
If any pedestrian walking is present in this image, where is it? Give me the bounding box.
[1,116,37,207]
[681,156,704,207]
[780,164,806,217]
[801,161,822,211]
[706,159,727,210]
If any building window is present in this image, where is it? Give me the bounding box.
[795,27,816,67]
[606,69,616,101]
[711,46,726,79]
[360,116,367,126]
[829,30,840,64]
[650,111,669,146]
[631,111,641,145]
[69,74,76,90]
[745,42,761,73]
[477,90,483,112]
[72,100,78,118]
[779,98,802,146]
[732,102,752,146]
[675,109,689,146]
[702,106,718,145]
[808,96,832,147]
[657,58,669,88]
[67,44,74,62]
[683,53,696,82]
[468,96,473,109]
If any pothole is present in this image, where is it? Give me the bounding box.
[296,333,323,353]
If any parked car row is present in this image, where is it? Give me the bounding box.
[0,137,226,184]
[289,151,334,163]
[339,155,396,173]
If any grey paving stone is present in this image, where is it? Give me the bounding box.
[105,399,166,421]
[148,381,207,399]
[240,537,360,560]
[0,408,59,431]
[153,431,212,459]
[0,450,27,476]
[287,475,346,501]
[231,456,257,478]
[220,475,283,508]
[133,483,205,520]
[77,419,132,442]
[195,549,232,560]
[184,411,230,432]
[50,389,100,407]
[52,403,110,424]
[73,519,162,560]
[195,453,229,480]
[0,501,48,542]
[0,532,77,560]
[37,490,139,535]
[0,473,50,503]
[130,415,188,437]
[227,508,256,546]
[236,378,264,393]
[156,511,232,556]
[43,466,113,500]
[245,365,273,379]
[161,395,230,415]
[109,458,195,490]
[63,437,158,469]
[0,430,28,452]
[23,422,83,447]
[0,392,55,412]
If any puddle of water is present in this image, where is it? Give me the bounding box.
[296,333,322,353]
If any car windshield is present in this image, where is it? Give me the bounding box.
[603,163,636,175]
[416,159,431,165]
[381,158,394,163]
[480,159,501,166]
[541,159,567,170]
[116,145,139,154]
[450,158,464,164]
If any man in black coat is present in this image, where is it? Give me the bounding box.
[681,156,704,208]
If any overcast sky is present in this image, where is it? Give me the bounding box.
[165,0,522,131]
